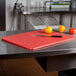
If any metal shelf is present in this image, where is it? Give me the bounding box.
[22,10,76,15]
[44,0,71,12]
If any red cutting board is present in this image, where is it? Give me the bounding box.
[1,30,74,51]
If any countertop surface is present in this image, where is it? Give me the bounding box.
[0,30,76,59]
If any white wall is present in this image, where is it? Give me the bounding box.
[62,14,70,28]
[6,0,44,30]
[6,0,27,31]
[72,14,76,28]
[62,14,76,29]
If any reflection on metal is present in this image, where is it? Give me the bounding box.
[24,0,45,14]
[25,14,59,30]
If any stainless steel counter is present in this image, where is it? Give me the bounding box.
[0,30,76,58]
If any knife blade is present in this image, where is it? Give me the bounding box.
[32,35,62,38]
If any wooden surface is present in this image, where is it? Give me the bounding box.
[0,58,58,76]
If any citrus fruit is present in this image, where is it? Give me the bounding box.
[69,28,76,35]
[45,26,53,33]
[58,25,66,33]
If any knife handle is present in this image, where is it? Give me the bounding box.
[51,35,62,38]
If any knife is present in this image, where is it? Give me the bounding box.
[32,35,62,38]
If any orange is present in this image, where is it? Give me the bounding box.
[58,25,66,33]
[45,26,53,33]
